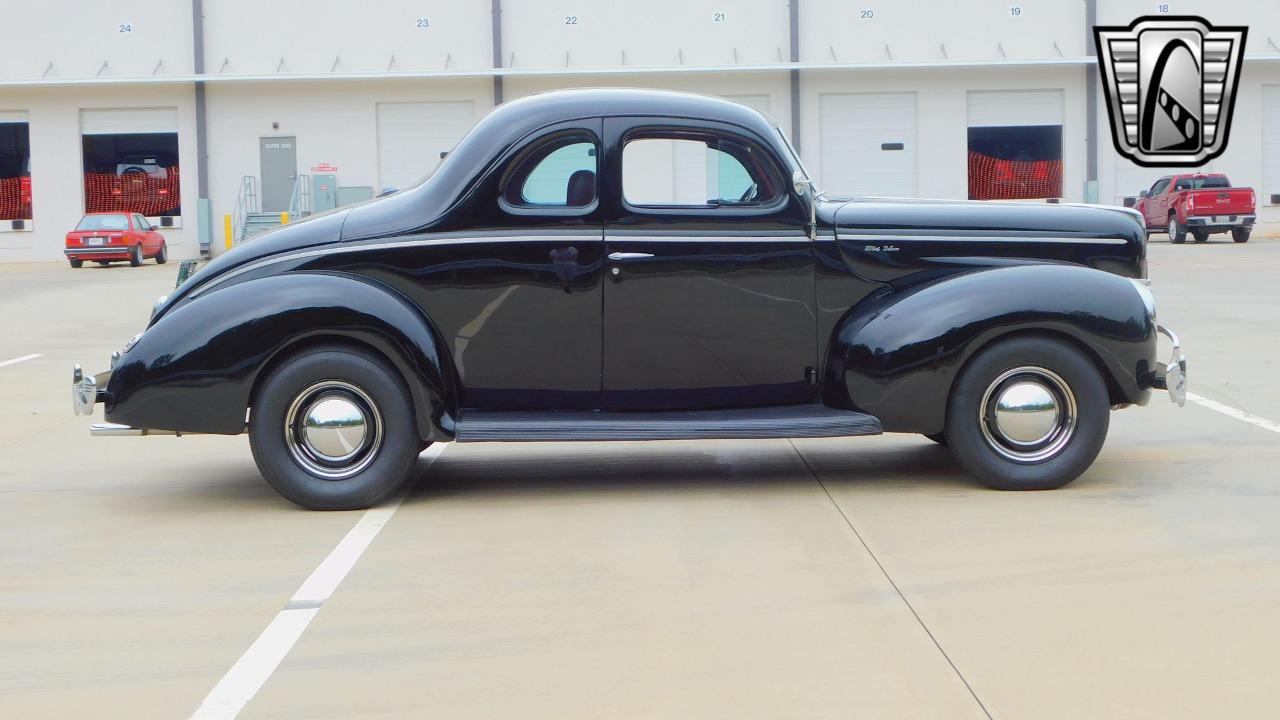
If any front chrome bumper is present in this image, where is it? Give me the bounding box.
[1152,325,1187,407]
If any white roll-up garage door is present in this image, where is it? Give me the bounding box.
[80,108,178,135]
[1264,85,1280,206]
[819,93,917,198]
[376,101,475,191]
[967,90,1064,127]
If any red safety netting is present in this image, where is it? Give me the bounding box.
[968,152,1062,201]
[83,166,180,216]
[0,176,32,220]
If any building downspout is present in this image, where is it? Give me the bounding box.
[192,0,212,255]
[788,0,801,154]
[1084,0,1099,203]
[492,0,504,106]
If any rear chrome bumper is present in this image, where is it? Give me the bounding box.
[1151,325,1187,407]
[1185,214,1255,228]
[65,247,132,256]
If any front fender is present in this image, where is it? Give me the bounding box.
[822,265,1156,434]
[105,272,457,441]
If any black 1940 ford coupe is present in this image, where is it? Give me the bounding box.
[73,89,1187,509]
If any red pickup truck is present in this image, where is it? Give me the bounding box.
[1135,173,1256,244]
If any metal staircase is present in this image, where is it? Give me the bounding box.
[243,212,286,239]
[229,174,313,245]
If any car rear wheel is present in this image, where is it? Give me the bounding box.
[155,243,168,264]
[944,336,1109,491]
[1232,227,1251,243]
[1168,216,1186,244]
[69,258,83,268]
[129,245,143,267]
[249,345,421,510]
[1192,231,1208,243]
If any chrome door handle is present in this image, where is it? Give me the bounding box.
[608,252,654,261]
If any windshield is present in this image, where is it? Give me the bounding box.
[76,214,130,231]
[1175,175,1231,190]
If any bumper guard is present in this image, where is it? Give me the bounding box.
[1152,325,1188,407]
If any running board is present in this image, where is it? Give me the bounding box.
[455,406,882,442]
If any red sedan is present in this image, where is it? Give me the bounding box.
[65,212,168,268]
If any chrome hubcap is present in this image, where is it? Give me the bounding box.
[301,397,368,462]
[979,367,1077,463]
[285,381,382,479]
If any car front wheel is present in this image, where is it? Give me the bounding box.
[249,345,422,510]
[944,336,1109,491]
[155,243,168,264]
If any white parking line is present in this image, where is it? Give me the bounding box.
[1187,392,1280,435]
[189,444,446,720]
[0,353,42,368]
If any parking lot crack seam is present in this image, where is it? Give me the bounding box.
[787,440,995,720]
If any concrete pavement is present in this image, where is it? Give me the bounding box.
[2,238,1278,718]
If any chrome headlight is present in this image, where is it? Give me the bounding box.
[1129,278,1156,319]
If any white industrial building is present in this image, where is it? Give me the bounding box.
[1,0,1279,261]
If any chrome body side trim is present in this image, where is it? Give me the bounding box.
[836,233,1130,245]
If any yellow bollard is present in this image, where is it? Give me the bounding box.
[280,211,289,225]
[223,214,233,250]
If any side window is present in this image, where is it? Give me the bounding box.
[134,214,149,229]
[503,132,598,209]
[621,133,780,207]
[1150,178,1169,196]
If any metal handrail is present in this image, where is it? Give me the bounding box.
[288,173,312,219]
[231,175,258,244]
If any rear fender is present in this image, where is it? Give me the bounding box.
[822,265,1156,434]
[105,272,458,441]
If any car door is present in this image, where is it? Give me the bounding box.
[1139,178,1165,227]
[133,214,155,253]
[600,117,817,410]
[352,119,606,411]
[1152,178,1174,226]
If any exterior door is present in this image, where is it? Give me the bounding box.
[259,136,297,211]
[601,117,817,411]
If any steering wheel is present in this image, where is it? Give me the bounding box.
[738,183,758,203]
